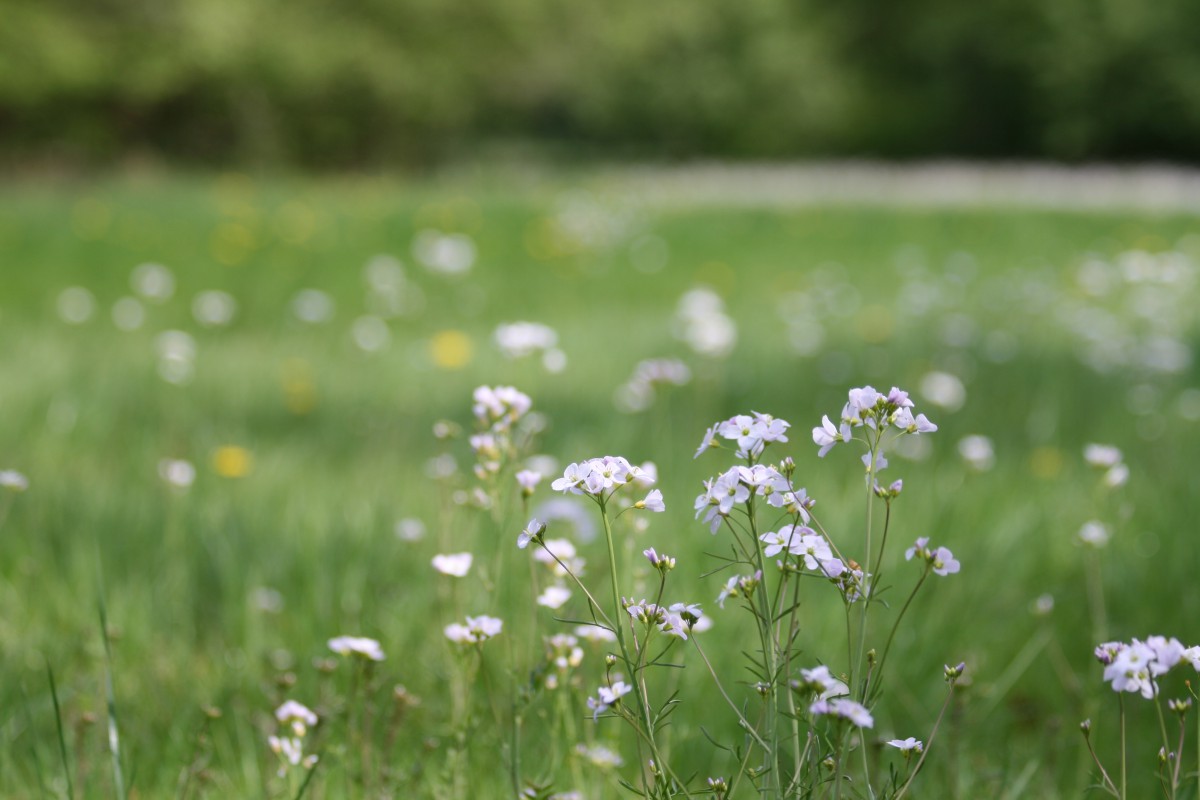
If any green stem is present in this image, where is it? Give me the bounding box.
[1120,695,1127,800]
[870,570,930,700]
[893,681,957,800]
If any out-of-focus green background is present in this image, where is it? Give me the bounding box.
[6,0,1200,165]
[4,3,1200,798]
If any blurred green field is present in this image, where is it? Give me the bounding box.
[2,171,1199,798]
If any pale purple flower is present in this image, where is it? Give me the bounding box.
[809,697,874,728]
[552,462,589,493]
[589,681,633,720]
[931,547,960,576]
[517,518,545,549]
[275,701,319,737]
[1103,640,1158,698]
[643,548,675,570]
[797,665,849,699]
[1146,636,1186,676]
[861,449,888,474]
[516,470,542,495]
[886,737,923,755]
[886,387,914,408]
[1181,646,1200,671]
[695,424,719,458]
[636,489,665,512]
[812,415,849,457]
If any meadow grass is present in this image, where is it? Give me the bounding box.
[1,171,1199,798]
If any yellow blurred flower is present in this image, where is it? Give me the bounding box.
[430,330,473,370]
[213,446,254,478]
[1029,446,1063,479]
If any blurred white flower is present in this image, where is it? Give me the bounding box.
[431,553,473,577]
[395,518,426,541]
[1078,520,1110,548]
[156,330,196,385]
[957,435,995,471]
[131,263,175,302]
[192,290,237,327]
[0,470,29,492]
[1084,444,1123,469]
[57,287,95,325]
[111,297,145,331]
[674,287,736,358]
[157,459,196,489]
[537,585,572,609]
[351,316,390,352]
[919,371,966,411]
[495,322,557,359]
[414,230,476,275]
[291,289,335,324]
[328,636,385,661]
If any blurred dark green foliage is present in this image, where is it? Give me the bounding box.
[3,0,1200,165]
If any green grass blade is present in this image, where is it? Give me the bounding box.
[45,660,75,800]
[96,561,127,799]
[18,683,49,798]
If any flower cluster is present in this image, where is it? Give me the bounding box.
[268,700,319,776]
[904,537,961,576]
[472,385,532,433]
[444,615,504,645]
[760,525,840,573]
[695,412,790,460]
[542,634,585,690]
[624,599,704,640]
[812,385,936,459]
[694,464,812,533]
[551,456,654,499]
[275,700,318,737]
[1095,636,1200,699]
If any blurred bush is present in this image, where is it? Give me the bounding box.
[3,0,1199,165]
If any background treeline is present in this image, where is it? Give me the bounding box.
[4,0,1200,166]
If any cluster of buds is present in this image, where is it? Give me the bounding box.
[643,547,676,573]
[716,571,762,609]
